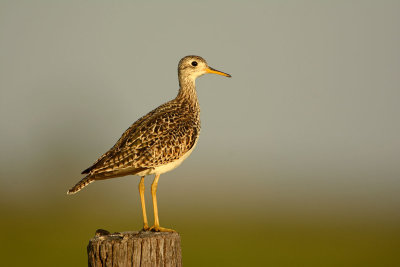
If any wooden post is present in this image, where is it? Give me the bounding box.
[87,229,182,267]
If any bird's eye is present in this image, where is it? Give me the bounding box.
[191,61,198,66]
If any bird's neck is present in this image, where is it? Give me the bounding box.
[177,76,199,107]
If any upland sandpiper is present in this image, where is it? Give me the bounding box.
[67,55,231,232]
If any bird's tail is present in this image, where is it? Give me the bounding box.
[67,176,95,195]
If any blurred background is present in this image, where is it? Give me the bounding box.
[1,1,399,266]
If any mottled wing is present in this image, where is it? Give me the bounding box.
[81,104,160,174]
[83,100,200,179]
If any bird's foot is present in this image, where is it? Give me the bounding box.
[141,224,150,232]
[149,225,176,232]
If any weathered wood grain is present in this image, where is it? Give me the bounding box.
[87,229,182,267]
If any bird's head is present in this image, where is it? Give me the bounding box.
[178,55,231,82]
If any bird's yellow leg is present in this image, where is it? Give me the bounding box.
[149,174,175,232]
[138,176,149,231]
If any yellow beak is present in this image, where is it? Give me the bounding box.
[205,67,231,77]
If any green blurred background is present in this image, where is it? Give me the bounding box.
[1,1,399,266]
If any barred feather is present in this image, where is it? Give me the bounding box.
[67,176,95,195]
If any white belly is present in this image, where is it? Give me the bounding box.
[136,140,198,176]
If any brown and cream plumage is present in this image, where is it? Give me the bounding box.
[67,55,231,232]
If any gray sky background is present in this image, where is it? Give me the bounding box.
[0,1,399,220]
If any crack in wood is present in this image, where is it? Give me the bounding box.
[87,231,182,267]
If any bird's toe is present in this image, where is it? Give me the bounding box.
[149,225,176,232]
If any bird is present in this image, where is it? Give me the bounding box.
[67,55,231,232]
